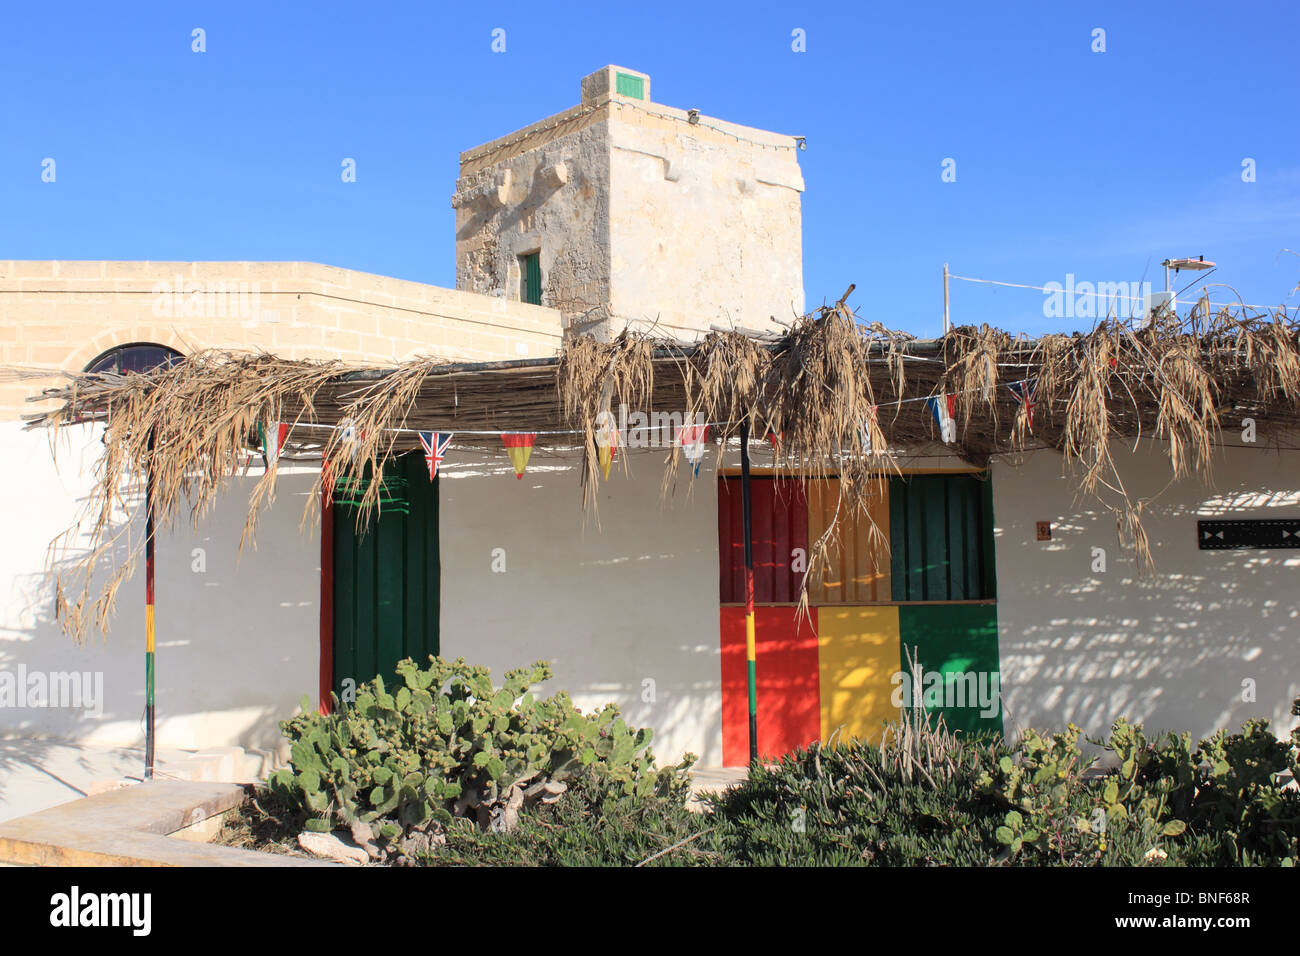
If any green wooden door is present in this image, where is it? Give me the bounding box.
[332,452,440,697]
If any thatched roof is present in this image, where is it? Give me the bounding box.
[19,293,1300,640]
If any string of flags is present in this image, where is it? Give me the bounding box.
[257,420,714,484]
[255,378,1047,483]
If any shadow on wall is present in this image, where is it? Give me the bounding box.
[436,449,726,765]
[995,443,1300,748]
[0,424,322,800]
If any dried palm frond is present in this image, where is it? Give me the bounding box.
[21,292,1300,642]
[557,330,657,507]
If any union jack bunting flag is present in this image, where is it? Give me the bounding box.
[418,431,453,480]
[1008,378,1039,432]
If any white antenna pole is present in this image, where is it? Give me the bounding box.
[943,263,951,335]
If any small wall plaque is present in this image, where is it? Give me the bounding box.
[1197,519,1300,550]
[1036,521,1052,542]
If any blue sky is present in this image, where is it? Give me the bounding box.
[1,0,1296,337]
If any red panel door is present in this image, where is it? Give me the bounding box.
[717,478,808,603]
[719,606,821,765]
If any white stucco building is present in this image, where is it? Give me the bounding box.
[1,66,1295,785]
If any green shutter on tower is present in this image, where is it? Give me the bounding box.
[615,72,645,100]
[889,474,995,602]
[520,252,542,305]
[333,452,439,698]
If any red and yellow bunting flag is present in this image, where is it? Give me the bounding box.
[596,421,618,481]
[501,432,537,480]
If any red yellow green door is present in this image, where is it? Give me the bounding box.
[716,473,1001,764]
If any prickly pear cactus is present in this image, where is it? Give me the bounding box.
[267,656,693,838]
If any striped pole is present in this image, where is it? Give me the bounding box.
[739,420,758,765]
[144,427,156,780]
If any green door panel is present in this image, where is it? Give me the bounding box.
[889,474,996,602]
[898,604,1001,738]
[332,452,439,698]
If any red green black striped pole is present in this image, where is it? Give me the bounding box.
[144,427,156,780]
[739,420,758,765]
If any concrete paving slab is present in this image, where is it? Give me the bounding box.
[0,779,329,866]
[686,766,748,811]
[0,737,265,825]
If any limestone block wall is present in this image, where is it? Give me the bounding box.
[453,66,806,342]
[454,110,613,330]
[607,100,805,340]
[0,260,565,419]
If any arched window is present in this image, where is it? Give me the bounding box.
[85,343,183,375]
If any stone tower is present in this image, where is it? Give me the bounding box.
[453,66,805,341]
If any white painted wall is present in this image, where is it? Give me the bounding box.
[993,440,1300,745]
[7,418,1295,778]
[0,422,319,760]
[438,447,724,766]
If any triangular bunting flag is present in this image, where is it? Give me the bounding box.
[337,418,363,461]
[418,431,453,480]
[258,421,290,469]
[860,405,879,455]
[677,423,709,477]
[596,420,618,481]
[501,433,537,480]
[1008,378,1039,432]
[926,394,957,444]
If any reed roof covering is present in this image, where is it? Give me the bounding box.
[22,291,1300,640]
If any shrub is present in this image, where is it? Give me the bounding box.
[976,717,1300,866]
[419,771,729,867]
[254,668,1298,867]
[267,656,693,842]
[712,713,1011,865]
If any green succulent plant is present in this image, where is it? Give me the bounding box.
[267,656,693,838]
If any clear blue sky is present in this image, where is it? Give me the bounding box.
[1,1,1296,337]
